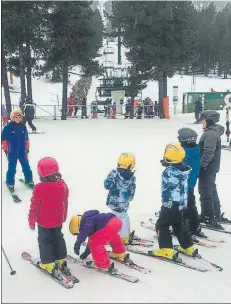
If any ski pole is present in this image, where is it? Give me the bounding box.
[1,246,16,275]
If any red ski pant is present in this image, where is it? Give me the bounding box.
[88,217,125,269]
[92,112,98,118]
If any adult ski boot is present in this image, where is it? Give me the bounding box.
[218,213,231,224]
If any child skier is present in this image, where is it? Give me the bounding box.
[152,143,196,260]
[1,109,34,192]
[136,102,143,119]
[178,128,205,237]
[91,101,98,119]
[70,210,127,271]
[28,157,69,277]
[104,153,136,245]
[111,101,117,119]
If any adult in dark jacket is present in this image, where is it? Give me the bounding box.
[198,110,227,228]
[69,210,127,271]
[1,109,33,191]
[194,98,203,123]
[23,100,37,132]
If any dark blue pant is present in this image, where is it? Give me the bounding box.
[6,157,33,185]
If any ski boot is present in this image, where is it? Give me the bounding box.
[57,259,71,276]
[199,215,224,230]
[152,248,179,261]
[108,252,129,263]
[177,245,198,257]
[7,184,14,193]
[25,181,34,190]
[86,261,115,272]
[39,262,59,276]
[194,226,207,238]
[218,213,231,224]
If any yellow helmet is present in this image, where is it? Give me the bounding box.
[117,153,135,171]
[69,215,82,235]
[163,143,185,164]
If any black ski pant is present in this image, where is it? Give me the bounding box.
[81,106,88,118]
[198,172,221,220]
[74,106,79,116]
[38,225,67,264]
[183,189,199,235]
[155,206,193,249]
[23,117,36,132]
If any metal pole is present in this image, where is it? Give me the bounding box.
[1,246,16,275]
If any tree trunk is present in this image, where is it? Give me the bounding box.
[1,50,12,117]
[61,58,69,120]
[19,43,26,105]
[158,74,164,119]
[25,40,32,102]
[129,95,135,119]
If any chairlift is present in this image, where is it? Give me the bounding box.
[103,61,114,69]
[103,47,114,55]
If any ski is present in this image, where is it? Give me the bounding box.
[125,246,208,272]
[18,179,34,190]
[129,240,154,248]
[66,255,139,283]
[221,145,231,151]
[141,221,218,248]
[28,132,45,134]
[5,183,22,203]
[150,217,225,243]
[173,245,223,271]
[22,252,75,289]
[200,223,231,235]
[107,252,152,274]
[57,266,80,284]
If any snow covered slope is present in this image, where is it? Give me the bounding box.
[2,111,231,303]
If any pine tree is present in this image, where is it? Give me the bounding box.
[46,1,103,120]
[109,1,196,118]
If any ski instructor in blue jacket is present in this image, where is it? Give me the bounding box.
[1,108,34,193]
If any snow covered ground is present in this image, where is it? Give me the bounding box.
[1,111,231,303]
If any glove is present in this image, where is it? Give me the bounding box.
[74,241,80,256]
[80,243,90,260]
[29,224,35,230]
[199,167,207,177]
[4,150,8,157]
[27,149,29,154]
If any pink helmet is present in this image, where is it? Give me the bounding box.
[37,157,59,178]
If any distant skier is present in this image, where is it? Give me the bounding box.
[1,104,8,126]
[91,101,98,119]
[1,109,34,192]
[198,110,229,227]
[104,153,136,245]
[136,102,143,119]
[81,97,88,119]
[111,101,117,119]
[124,98,131,119]
[23,99,37,132]
[194,98,203,123]
[70,210,127,271]
[154,101,159,117]
[28,157,70,277]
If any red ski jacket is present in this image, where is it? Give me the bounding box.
[28,180,69,228]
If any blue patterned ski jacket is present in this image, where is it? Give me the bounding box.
[104,169,136,213]
[161,164,191,211]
